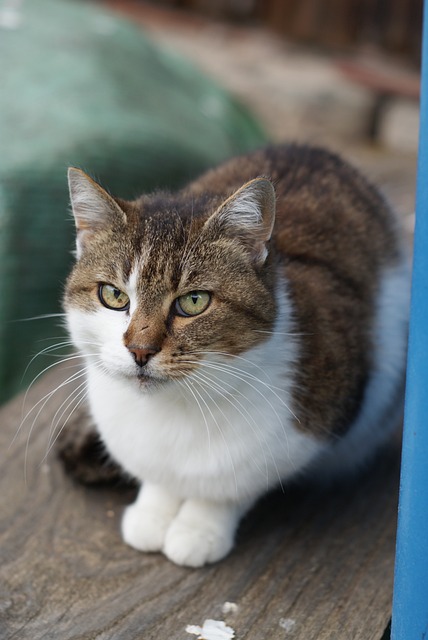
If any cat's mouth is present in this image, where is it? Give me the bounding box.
[114,366,157,388]
[114,360,179,390]
[136,370,154,383]
[134,369,170,391]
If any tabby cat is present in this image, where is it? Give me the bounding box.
[64,144,409,567]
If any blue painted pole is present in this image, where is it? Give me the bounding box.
[391,2,428,638]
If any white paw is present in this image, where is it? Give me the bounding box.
[163,520,234,567]
[121,503,173,553]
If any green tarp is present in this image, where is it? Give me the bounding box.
[0,0,266,403]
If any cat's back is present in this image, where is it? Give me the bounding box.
[266,145,408,440]
[189,143,409,444]
[188,143,400,269]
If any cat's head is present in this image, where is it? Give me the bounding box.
[64,169,277,390]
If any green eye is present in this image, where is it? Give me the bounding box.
[175,291,211,317]
[98,284,130,311]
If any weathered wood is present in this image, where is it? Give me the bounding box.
[0,365,399,639]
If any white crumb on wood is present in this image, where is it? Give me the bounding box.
[185,619,235,639]
[279,618,296,632]
[221,602,239,615]
[186,625,203,636]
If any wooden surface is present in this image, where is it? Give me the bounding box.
[0,365,400,639]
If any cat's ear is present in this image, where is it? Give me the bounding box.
[206,177,275,265]
[68,168,127,257]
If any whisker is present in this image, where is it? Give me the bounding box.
[178,378,212,456]
[185,377,239,500]
[182,359,302,466]
[20,357,105,482]
[16,367,89,445]
[20,354,97,424]
[187,349,271,380]
[186,350,292,395]
[15,357,99,453]
[35,336,103,347]
[41,386,90,466]
[183,358,299,425]
[190,369,269,482]
[14,313,67,322]
[191,368,290,490]
[22,341,84,382]
[22,353,99,411]
[20,369,87,485]
[46,378,88,449]
[43,382,89,464]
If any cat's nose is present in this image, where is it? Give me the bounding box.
[128,346,159,367]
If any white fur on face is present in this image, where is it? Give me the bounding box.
[67,263,157,381]
[67,269,136,378]
[67,305,134,377]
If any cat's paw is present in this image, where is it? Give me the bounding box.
[163,520,234,567]
[122,504,173,552]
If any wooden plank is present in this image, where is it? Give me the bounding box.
[0,365,399,639]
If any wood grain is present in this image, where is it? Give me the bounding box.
[0,365,399,639]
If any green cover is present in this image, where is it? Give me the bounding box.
[0,0,266,403]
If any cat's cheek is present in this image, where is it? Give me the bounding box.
[97,310,134,375]
[67,306,133,374]
[66,307,100,353]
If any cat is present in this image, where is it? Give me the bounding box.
[64,143,409,567]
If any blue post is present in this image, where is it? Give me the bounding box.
[391,2,428,638]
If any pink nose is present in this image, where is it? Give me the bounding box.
[128,346,159,367]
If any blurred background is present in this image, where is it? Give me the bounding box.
[0,0,421,404]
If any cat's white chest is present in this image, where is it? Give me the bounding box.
[86,361,322,503]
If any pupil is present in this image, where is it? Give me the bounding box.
[191,293,199,304]
[114,289,120,300]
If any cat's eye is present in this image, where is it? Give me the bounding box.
[98,284,130,311]
[175,291,211,317]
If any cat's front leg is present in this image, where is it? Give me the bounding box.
[122,483,182,553]
[163,498,250,568]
